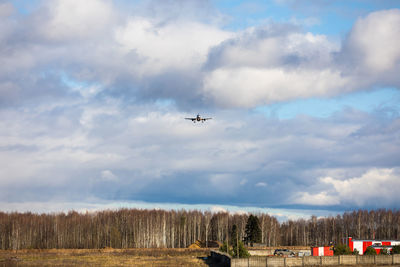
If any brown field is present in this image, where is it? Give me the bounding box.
[0,248,212,267]
[3,248,400,267]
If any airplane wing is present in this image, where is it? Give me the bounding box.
[185,118,196,121]
[202,118,212,121]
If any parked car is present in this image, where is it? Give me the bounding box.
[274,249,296,256]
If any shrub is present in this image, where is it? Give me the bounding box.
[220,241,250,258]
[334,244,352,255]
[232,241,250,258]
[364,246,377,255]
[352,248,359,255]
[380,247,390,255]
[219,241,233,256]
[392,245,400,254]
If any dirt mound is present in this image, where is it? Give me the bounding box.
[188,243,201,249]
[188,240,222,248]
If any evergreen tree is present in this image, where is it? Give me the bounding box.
[392,245,400,254]
[364,246,377,255]
[220,239,250,258]
[219,241,233,255]
[230,224,238,246]
[334,244,352,255]
[232,241,250,258]
[244,215,262,246]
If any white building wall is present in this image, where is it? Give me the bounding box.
[354,241,363,255]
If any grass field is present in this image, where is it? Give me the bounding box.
[0,248,212,266]
[3,248,400,267]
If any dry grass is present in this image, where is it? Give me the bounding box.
[0,248,210,266]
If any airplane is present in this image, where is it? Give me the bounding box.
[185,114,212,123]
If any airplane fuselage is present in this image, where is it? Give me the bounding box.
[185,114,212,123]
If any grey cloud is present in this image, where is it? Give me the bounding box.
[204,23,302,70]
[137,71,206,110]
[0,0,225,109]
[2,98,399,209]
[0,144,38,152]
[1,1,400,212]
[1,1,400,110]
[0,73,79,107]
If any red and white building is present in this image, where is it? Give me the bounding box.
[312,246,334,256]
[348,237,400,255]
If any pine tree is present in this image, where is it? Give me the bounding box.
[233,241,250,258]
[230,225,238,246]
[244,215,262,246]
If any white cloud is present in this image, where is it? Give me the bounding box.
[2,2,398,110]
[40,0,116,41]
[201,27,347,107]
[321,168,400,206]
[292,168,400,207]
[210,206,227,213]
[293,191,340,206]
[255,182,267,187]
[345,9,400,73]
[203,67,350,107]
[200,9,400,108]
[115,17,233,76]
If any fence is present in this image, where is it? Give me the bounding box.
[211,251,400,267]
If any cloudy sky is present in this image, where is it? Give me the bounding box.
[1,0,400,219]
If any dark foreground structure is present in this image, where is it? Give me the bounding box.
[211,250,400,267]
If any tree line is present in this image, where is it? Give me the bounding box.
[0,208,399,250]
[280,209,400,246]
